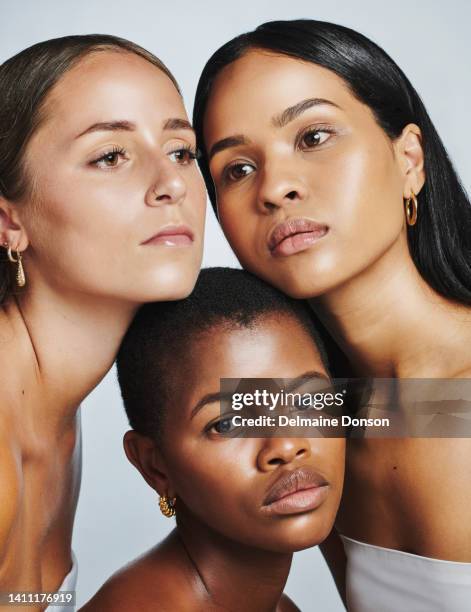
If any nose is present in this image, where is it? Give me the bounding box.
[256,164,308,214]
[257,438,311,472]
[145,156,187,207]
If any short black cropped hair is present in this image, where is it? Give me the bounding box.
[117,267,337,440]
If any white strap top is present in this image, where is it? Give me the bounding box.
[340,535,471,612]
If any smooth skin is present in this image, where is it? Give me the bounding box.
[202,49,471,584]
[81,315,345,612]
[0,49,205,606]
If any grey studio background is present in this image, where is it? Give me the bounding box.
[1,0,470,610]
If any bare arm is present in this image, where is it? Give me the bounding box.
[319,527,347,609]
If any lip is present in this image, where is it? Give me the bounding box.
[141,224,194,247]
[268,218,328,257]
[261,467,329,516]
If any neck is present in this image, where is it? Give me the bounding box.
[312,234,469,377]
[11,279,137,419]
[176,513,292,612]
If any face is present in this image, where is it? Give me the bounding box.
[17,50,206,303]
[204,50,422,298]
[150,316,344,553]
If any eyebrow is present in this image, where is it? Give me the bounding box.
[284,370,328,392]
[75,117,193,139]
[208,97,340,160]
[271,97,340,128]
[208,135,250,161]
[189,370,328,419]
[75,120,136,139]
[190,391,234,419]
[163,117,193,131]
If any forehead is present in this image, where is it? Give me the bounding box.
[190,316,325,381]
[163,316,328,426]
[204,49,365,139]
[40,50,186,135]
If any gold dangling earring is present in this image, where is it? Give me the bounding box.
[404,190,418,226]
[159,494,176,518]
[7,246,26,287]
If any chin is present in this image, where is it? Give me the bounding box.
[256,515,333,554]
[287,529,333,553]
[146,260,202,301]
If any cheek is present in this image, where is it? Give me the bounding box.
[25,168,141,251]
[331,143,404,243]
[22,172,143,299]
[166,440,256,523]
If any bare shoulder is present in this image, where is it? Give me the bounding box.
[80,535,198,612]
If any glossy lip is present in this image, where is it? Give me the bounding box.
[261,467,329,516]
[267,217,328,257]
[141,224,194,246]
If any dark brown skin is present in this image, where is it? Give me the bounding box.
[81,315,345,611]
[0,50,205,609]
[202,48,471,588]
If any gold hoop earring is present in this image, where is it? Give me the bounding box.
[159,495,176,518]
[7,246,26,288]
[404,191,418,226]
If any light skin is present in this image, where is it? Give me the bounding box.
[81,315,345,612]
[0,48,205,605]
[202,47,471,579]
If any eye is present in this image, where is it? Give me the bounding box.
[223,162,255,183]
[291,397,309,411]
[298,127,334,150]
[91,146,127,169]
[208,416,239,435]
[168,146,199,165]
[287,393,311,413]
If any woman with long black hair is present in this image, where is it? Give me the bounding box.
[193,20,471,611]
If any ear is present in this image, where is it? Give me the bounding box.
[394,123,425,198]
[0,196,30,251]
[123,430,175,498]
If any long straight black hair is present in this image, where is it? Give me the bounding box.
[193,20,471,306]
